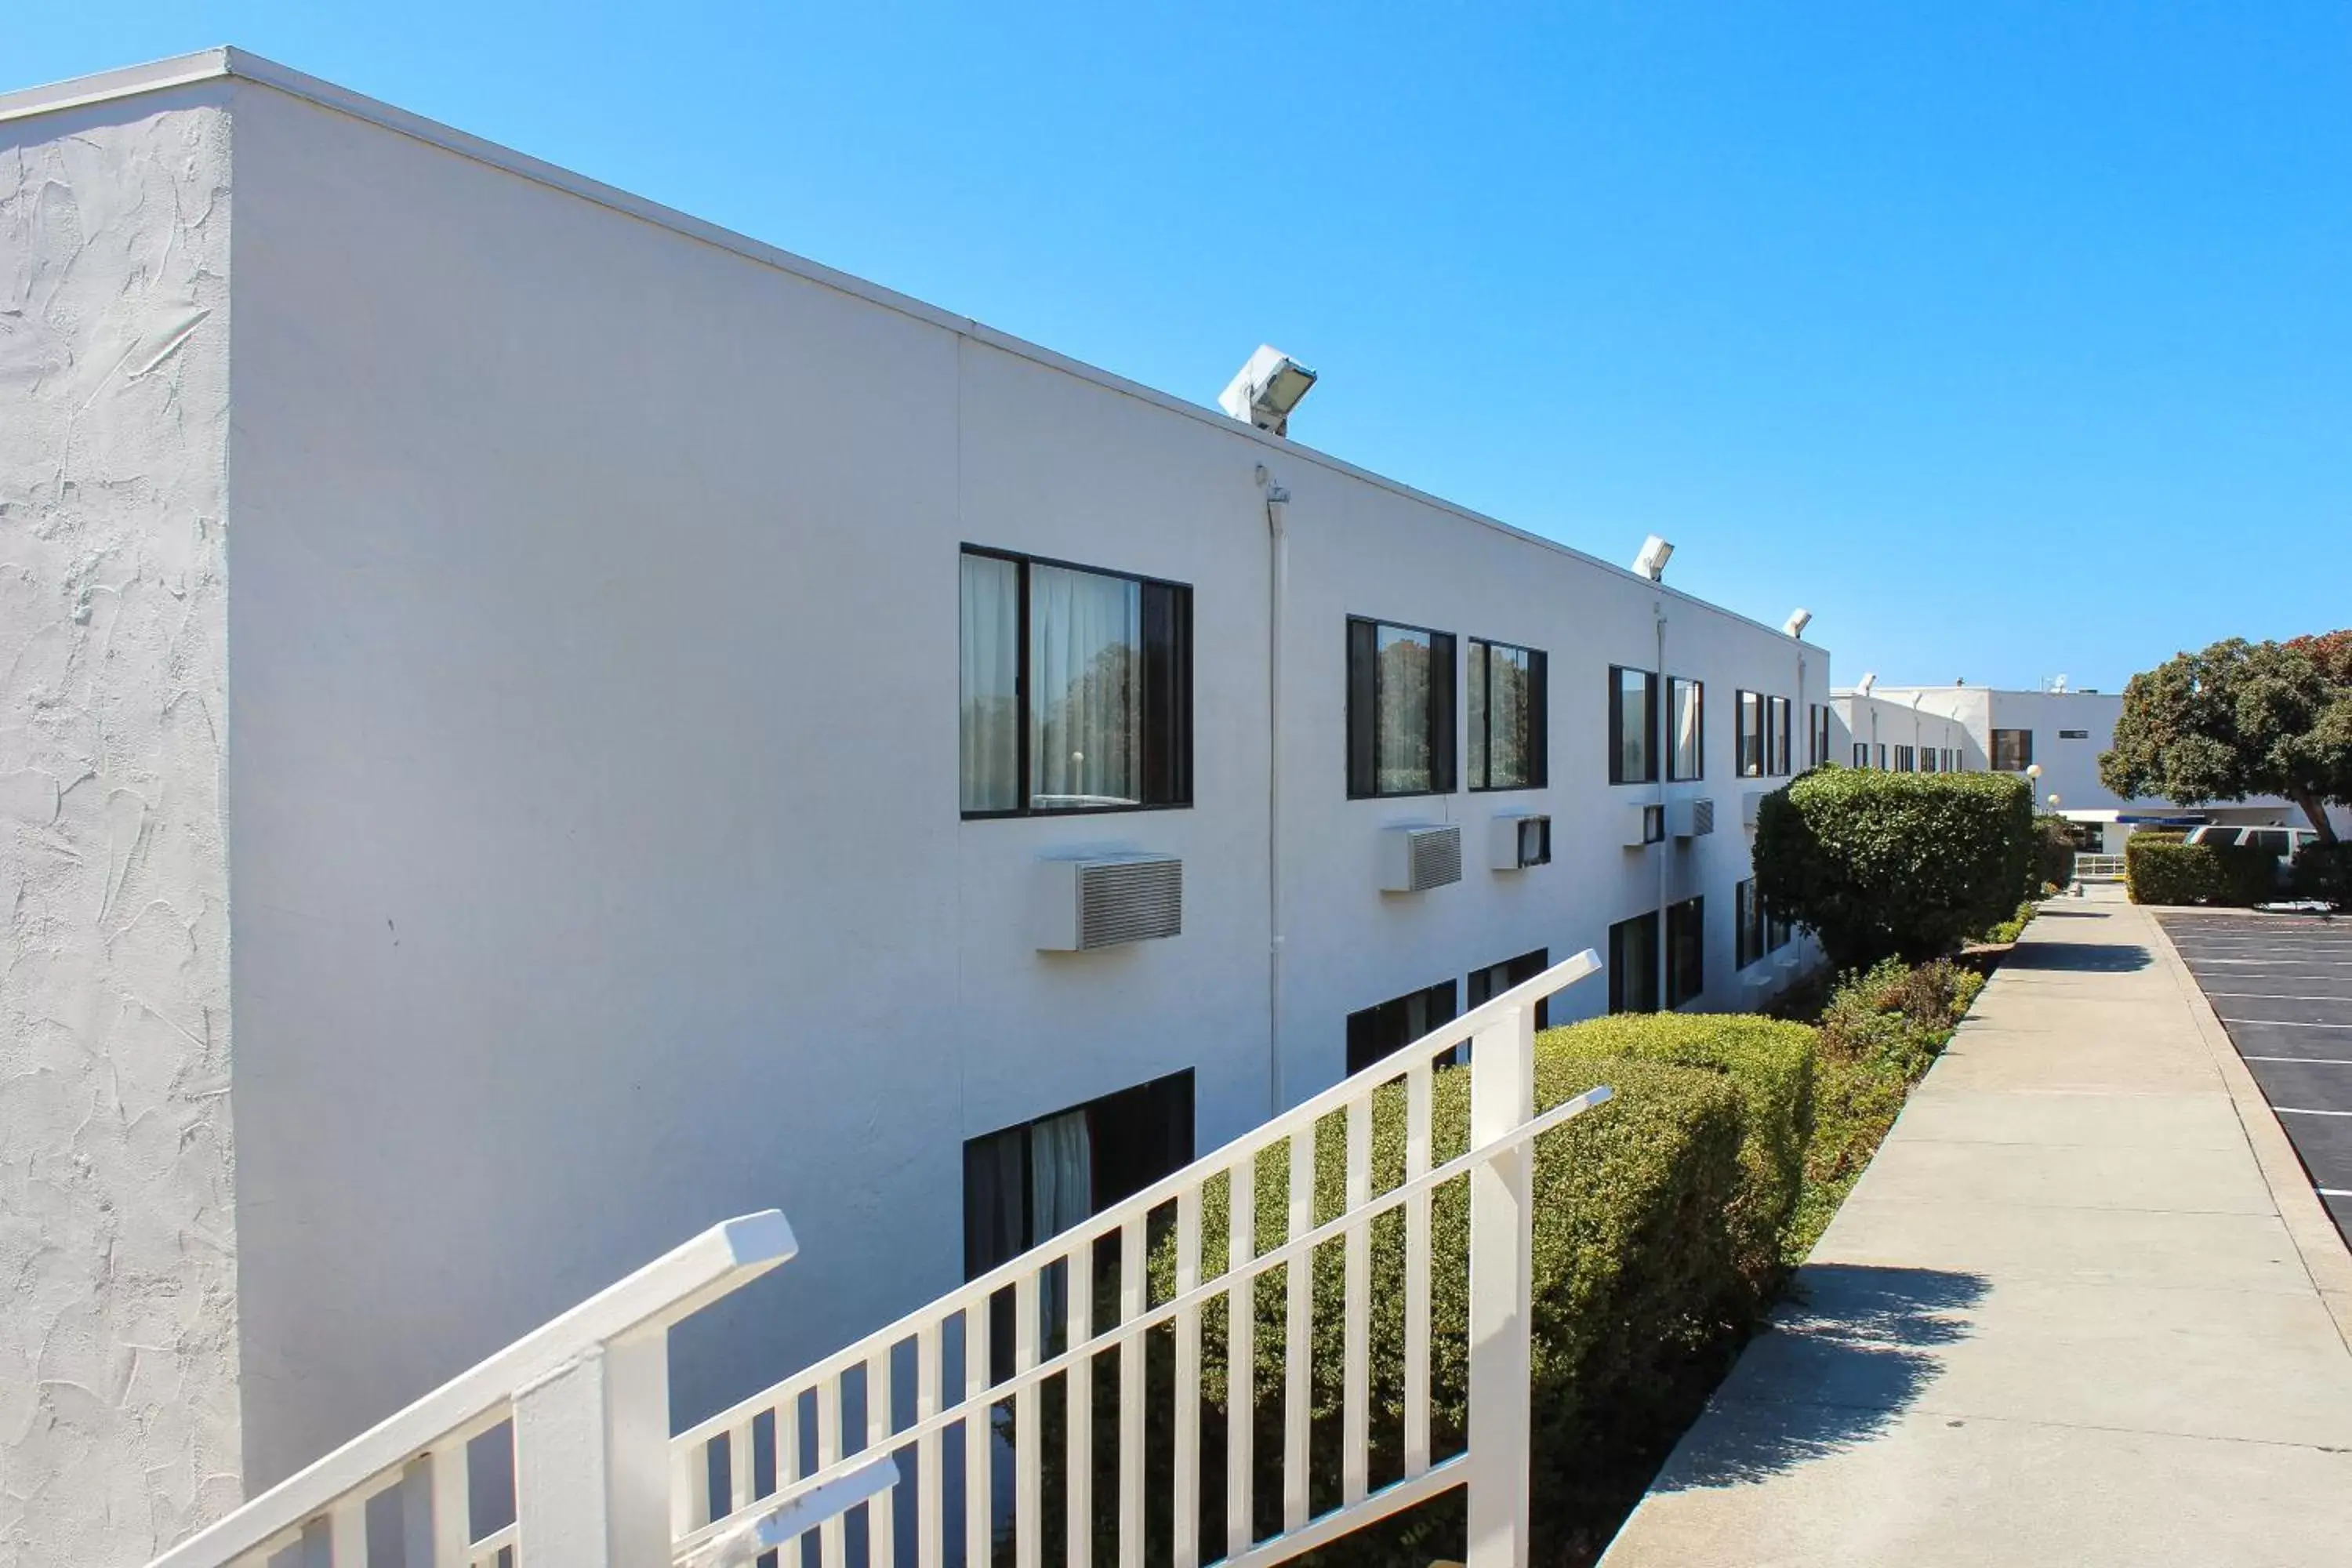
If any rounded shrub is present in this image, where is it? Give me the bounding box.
[2294,841,2352,909]
[1752,770,2035,967]
[1134,1051,1748,1568]
[2124,837,2280,906]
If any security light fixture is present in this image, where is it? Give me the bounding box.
[1218,346,1318,436]
[1783,608,1813,639]
[1857,673,1877,695]
[1632,535,1674,581]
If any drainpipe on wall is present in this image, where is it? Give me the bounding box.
[1655,603,1670,1000]
[1262,467,1290,1116]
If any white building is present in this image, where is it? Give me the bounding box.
[1828,682,2331,846]
[2,50,1848,1563]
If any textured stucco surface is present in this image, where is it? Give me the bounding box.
[0,89,239,1566]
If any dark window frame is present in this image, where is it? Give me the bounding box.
[1466,637,1549,792]
[1346,978,1461,1076]
[1608,911,1662,1014]
[1609,666,1661,785]
[1768,695,1793,775]
[959,545,1194,821]
[962,1068,1196,1280]
[1735,689,1766,778]
[1852,742,1868,768]
[1809,704,1833,768]
[1667,676,1705,782]
[1468,948,1552,1031]
[1894,744,1915,772]
[1736,878,1764,969]
[1991,728,2034,771]
[1348,617,1458,800]
[1666,897,1705,1007]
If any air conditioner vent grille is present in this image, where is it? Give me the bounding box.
[1411,826,1463,890]
[1690,798,1715,836]
[1076,857,1184,949]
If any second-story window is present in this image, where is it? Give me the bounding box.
[1769,696,1793,775]
[960,549,1193,817]
[1467,638,1547,790]
[1992,728,2034,771]
[1668,677,1704,781]
[1809,704,1833,768]
[1348,619,1456,797]
[1736,690,1766,777]
[1610,666,1659,784]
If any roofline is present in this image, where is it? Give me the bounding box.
[1835,684,2117,699]
[0,47,1821,652]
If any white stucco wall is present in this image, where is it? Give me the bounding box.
[210,73,1837,1486]
[1831,688,1983,771]
[0,89,239,1567]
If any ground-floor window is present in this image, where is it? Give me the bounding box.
[964,1069,1195,1279]
[1347,978,1461,1075]
[1666,898,1705,1007]
[1737,878,1764,969]
[1609,912,1661,1014]
[1468,948,1552,1030]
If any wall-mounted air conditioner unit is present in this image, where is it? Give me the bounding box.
[1379,824,1463,893]
[1489,813,1552,871]
[1035,853,1183,951]
[1623,803,1664,849]
[1668,798,1715,840]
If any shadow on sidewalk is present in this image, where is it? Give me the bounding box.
[2000,941,2150,972]
[1652,1265,1989,1490]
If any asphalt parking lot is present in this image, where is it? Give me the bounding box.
[2158,912,2352,1243]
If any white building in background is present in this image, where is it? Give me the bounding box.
[1829,681,2329,847]
[2,51,1838,1563]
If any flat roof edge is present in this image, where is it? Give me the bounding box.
[0,47,1819,652]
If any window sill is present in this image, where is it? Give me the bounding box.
[963,801,1195,821]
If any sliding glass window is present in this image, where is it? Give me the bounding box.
[960,548,1192,816]
[1668,677,1704,781]
[1609,667,1660,785]
[1769,696,1793,775]
[1468,638,1546,791]
[1736,690,1766,778]
[1348,619,1457,797]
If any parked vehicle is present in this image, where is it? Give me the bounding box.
[2184,824,2320,856]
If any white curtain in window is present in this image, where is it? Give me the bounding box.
[1030,565,1141,806]
[960,555,1022,811]
[1674,681,1701,778]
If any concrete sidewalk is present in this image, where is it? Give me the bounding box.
[1600,893,2352,1567]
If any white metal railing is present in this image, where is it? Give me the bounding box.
[2074,852,2126,881]
[673,949,1605,1568]
[146,949,1602,1568]
[143,1212,804,1568]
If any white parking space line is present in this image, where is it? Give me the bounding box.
[2276,1107,2352,1117]
[2244,1056,2352,1065]
[2202,992,2352,1001]
[2217,1018,2352,1029]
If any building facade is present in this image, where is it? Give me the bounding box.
[3,52,1836,1563]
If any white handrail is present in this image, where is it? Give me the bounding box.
[147,1210,797,1568]
[674,948,1606,1568]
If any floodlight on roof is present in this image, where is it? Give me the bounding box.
[1783,608,1813,639]
[1632,535,1674,581]
[1218,346,1318,436]
[1857,672,1878,695]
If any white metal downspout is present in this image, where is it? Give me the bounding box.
[1654,604,1669,1002]
[1263,470,1290,1116]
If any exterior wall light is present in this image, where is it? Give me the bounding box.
[1783,608,1813,639]
[1632,535,1674,581]
[1218,345,1318,436]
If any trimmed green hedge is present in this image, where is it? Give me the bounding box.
[1752,768,2035,967]
[2125,837,2281,906]
[2030,814,2077,893]
[1138,1047,1751,1568]
[1536,1013,1815,1308]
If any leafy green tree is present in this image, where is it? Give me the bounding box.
[2100,635,2352,844]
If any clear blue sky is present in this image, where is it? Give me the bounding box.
[13,3,2349,688]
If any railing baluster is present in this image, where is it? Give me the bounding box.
[916,1326,944,1568]
[327,1496,366,1565]
[1282,1124,1314,1534]
[1172,1185,1202,1568]
[1465,1003,1537,1568]
[671,1436,706,1537]
[1341,1094,1372,1508]
[818,1377,846,1568]
[1225,1159,1254,1560]
[729,1417,757,1520]
[1403,1062,1433,1479]
[964,1305,990,1568]
[867,1348,896,1568]
[781,1388,804,1552]
[1066,1243,1094,1568]
[1116,1217,1145,1568]
[429,1439,470,1568]
[1014,1272,1041,1568]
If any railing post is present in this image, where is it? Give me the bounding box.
[513,1323,672,1566]
[1465,1001,1535,1568]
